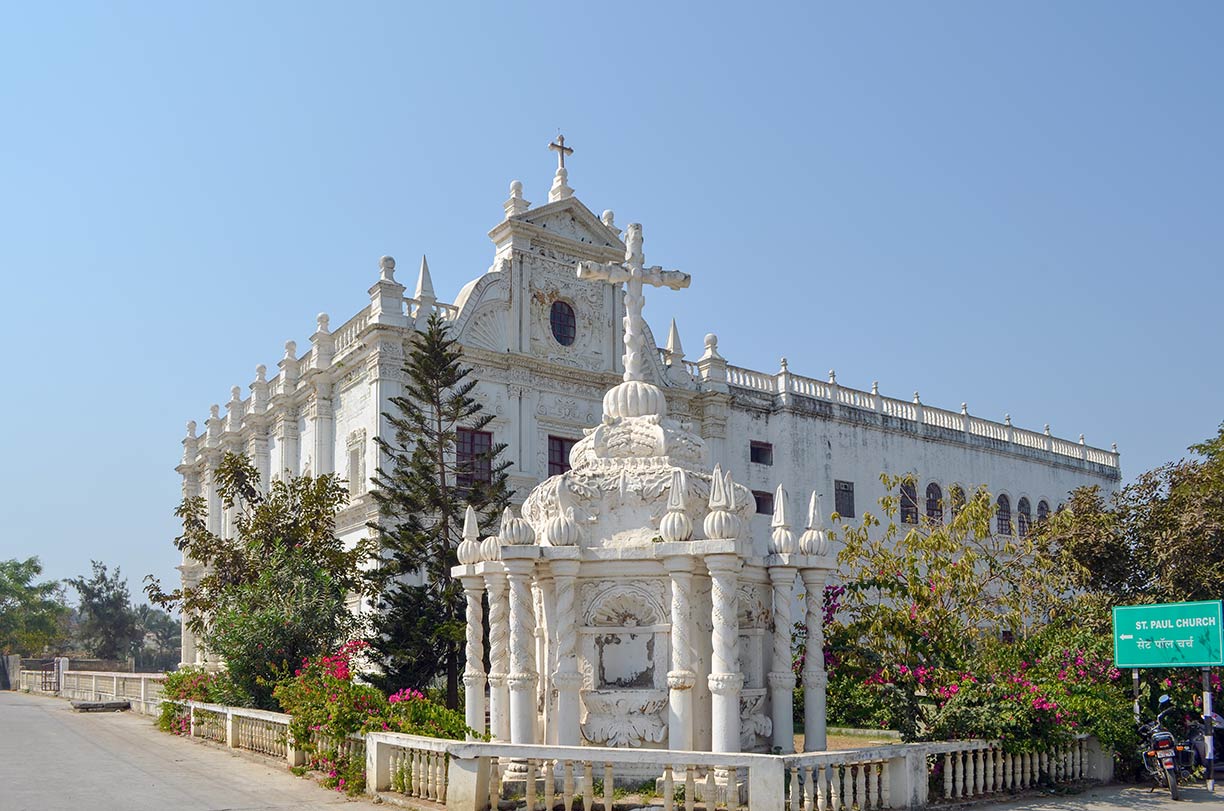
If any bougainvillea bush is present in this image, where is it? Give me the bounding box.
[156,666,246,735]
[272,640,472,794]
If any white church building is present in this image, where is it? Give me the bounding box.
[176,141,1121,735]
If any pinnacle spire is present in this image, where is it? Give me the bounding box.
[666,318,684,358]
[415,255,436,301]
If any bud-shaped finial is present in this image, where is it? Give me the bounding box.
[379,255,396,283]
[770,484,797,554]
[660,469,694,542]
[498,506,536,546]
[255,364,267,383]
[186,420,197,438]
[871,381,879,395]
[284,340,297,359]
[703,464,741,541]
[800,491,829,556]
[543,483,581,547]
[457,505,482,565]
[316,313,330,333]
[828,369,837,384]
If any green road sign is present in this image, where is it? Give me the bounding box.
[1113,600,1224,668]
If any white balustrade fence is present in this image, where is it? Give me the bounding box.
[21,668,165,715]
[14,675,1113,809]
[722,365,1119,470]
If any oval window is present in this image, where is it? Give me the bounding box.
[550,300,576,346]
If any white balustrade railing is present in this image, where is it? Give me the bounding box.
[331,308,372,356]
[718,363,1118,469]
[366,731,452,802]
[32,669,167,714]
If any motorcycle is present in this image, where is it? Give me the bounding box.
[1138,694,1193,800]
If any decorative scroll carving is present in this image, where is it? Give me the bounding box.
[739,691,773,748]
[580,690,667,748]
[581,580,666,627]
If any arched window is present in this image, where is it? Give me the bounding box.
[1017,497,1032,537]
[550,300,576,346]
[1037,500,1050,522]
[925,483,943,523]
[996,494,1013,536]
[900,480,919,524]
[950,485,966,518]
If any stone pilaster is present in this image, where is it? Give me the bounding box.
[767,561,798,753]
[548,555,582,747]
[503,553,539,745]
[707,553,742,754]
[801,568,829,752]
[460,573,487,739]
[307,383,335,475]
[484,568,511,742]
[664,555,697,752]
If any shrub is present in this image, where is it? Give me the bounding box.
[157,667,244,734]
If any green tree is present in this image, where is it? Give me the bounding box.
[831,474,1073,737]
[67,561,139,661]
[368,312,511,708]
[131,604,182,672]
[1039,423,1224,610]
[0,557,68,655]
[146,452,373,707]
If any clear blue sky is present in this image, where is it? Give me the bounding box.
[1,3,1220,598]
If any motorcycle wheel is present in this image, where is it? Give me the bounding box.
[1168,767,1180,801]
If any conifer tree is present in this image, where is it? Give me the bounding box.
[368,311,511,708]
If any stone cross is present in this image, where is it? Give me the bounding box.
[577,223,690,382]
[549,134,573,169]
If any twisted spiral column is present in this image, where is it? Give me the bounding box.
[550,557,582,747]
[460,575,486,739]
[504,557,539,745]
[484,569,511,742]
[768,566,797,753]
[664,557,696,751]
[801,568,830,751]
[622,275,645,381]
[707,553,743,754]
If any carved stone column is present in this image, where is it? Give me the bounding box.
[503,552,540,745]
[549,555,582,747]
[460,573,487,739]
[664,555,697,751]
[767,562,798,754]
[707,553,742,754]
[801,568,829,751]
[484,567,511,742]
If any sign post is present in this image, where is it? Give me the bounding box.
[1114,600,1223,793]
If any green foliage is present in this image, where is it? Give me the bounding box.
[0,557,67,655]
[1038,422,1224,606]
[157,666,245,734]
[131,604,181,671]
[204,555,360,709]
[67,561,141,660]
[146,453,372,709]
[368,312,511,707]
[273,641,472,795]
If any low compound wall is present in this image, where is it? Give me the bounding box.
[19,668,165,716]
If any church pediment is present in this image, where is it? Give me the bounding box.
[489,197,625,260]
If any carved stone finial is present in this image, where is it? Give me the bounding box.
[480,533,502,562]
[601,209,616,228]
[660,469,694,543]
[379,255,396,283]
[230,385,241,402]
[499,506,536,546]
[548,135,575,202]
[544,506,581,547]
[961,403,969,415]
[457,505,483,565]
[1045,424,1051,435]
[828,370,837,385]
[415,255,436,301]
[700,333,723,361]
[186,420,197,438]
[284,340,297,359]
[770,484,797,555]
[209,404,220,420]
[316,313,330,334]
[913,391,921,404]
[800,492,829,556]
[665,318,684,360]
[703,464,742,541]
[1112,442,1118,453]
[255,364,267,383]
[871,381,879,395]
[1079,433,1086,445]
[504,180,530,217]
[1005,414,1012,426]
[779,357,789,373]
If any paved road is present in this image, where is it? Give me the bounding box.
[0,690,359,811]
[977,783,1224,809]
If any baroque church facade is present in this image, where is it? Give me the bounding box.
[175,144,1121,667]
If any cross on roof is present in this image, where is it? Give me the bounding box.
[549,134,573,169]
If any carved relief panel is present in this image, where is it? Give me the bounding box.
[524,246,612,373]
